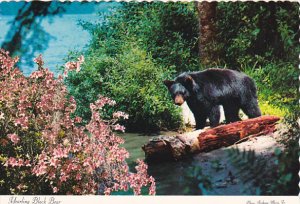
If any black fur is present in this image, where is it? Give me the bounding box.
[164,68,261,129]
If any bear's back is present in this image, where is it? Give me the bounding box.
[180,68,255,103]
[190,68,246,85]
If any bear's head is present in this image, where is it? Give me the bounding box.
[164,74,195,106]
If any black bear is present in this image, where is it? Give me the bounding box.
[164,68,261,130]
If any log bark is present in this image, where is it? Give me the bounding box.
[142,116,280,162]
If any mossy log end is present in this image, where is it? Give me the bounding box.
[142,115,280,163]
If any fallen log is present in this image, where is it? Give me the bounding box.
[142,115,280,162]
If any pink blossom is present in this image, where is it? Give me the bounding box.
[53,147,68,159]
[104,188,112,195]
[64,55,84,73]
[75,173,82,181]
[149,176,156,195]
[113,111,129,119]
[76,55,84,72]
[74,116,82,123]
[24,160,31,167]
[77,55,84,63]
[17,184,25,190]
[5,157,18,167]
[33,161,47,176]
[49,157,58,167]
[65,61,76,71]
[33,54,44,67]
[14,116,29,129]
[0,50,155,195]
[89,103,96,111]
[60,175,68,182]
[63,70,68,78]
[18,159,24,166]
[48,171,55,179]
[83,158,91,167]
[7,133,20,145]
[93,96,116,110]
[30,70,44,79]
[65,105,76,113]
[53,187,58,193]
[114,124,126,132]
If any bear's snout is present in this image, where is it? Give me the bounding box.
[174,95,184,106]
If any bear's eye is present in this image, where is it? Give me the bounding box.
[172,93,179,98]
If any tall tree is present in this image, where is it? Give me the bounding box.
[195,2,217,66]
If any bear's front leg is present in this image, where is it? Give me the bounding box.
[194,113,208,130]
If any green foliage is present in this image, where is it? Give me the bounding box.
[97,2,200,73]
[67,2,298,133]
[84,2,200,73]
[66,2,203,132]
[65,43,182,132]
[104,45,183,131]
[244,62,298,117]
[258,101,287,117]
[215,2,299,68]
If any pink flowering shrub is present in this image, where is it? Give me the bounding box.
[0,49,155,195]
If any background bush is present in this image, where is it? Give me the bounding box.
[66,2,298,132]
[215,2,299,68]
[66,44,182,132]
[65,3,203,132]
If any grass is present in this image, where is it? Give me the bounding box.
[258,99,288,117]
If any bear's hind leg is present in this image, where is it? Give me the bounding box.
[209,105,220,127]
[223,104,241,123]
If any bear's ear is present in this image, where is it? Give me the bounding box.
[181,74,198,92]
[163,80,175,89]
[184,75,194,83]
[183,75,194,86]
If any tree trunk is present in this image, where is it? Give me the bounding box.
[142,116,280,162]
[195,1,217,66]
